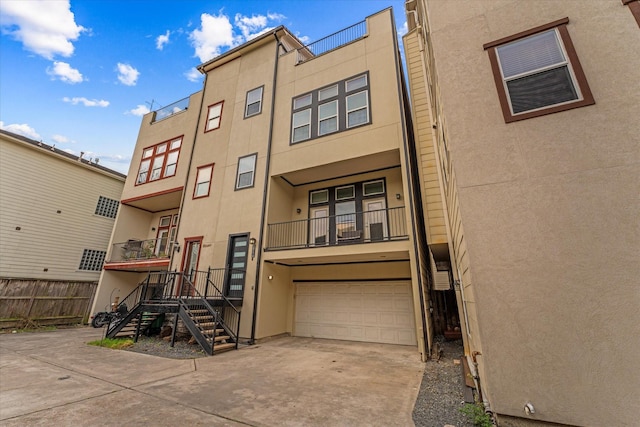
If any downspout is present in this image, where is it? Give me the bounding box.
[390,9,430,360]
[169,80,208,272]
[249,32,282,344]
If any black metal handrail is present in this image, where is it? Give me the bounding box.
[266,206,408,250]
[296,19,366,64]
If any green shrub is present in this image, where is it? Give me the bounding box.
[460,402,493,427]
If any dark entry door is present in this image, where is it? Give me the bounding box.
[225,234,248,299]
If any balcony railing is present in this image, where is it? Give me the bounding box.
[152,96,190,123]
[108,238,173,263]
[266,206,407,250]
[296,19,367,64]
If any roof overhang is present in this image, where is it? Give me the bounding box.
[121,187,183,213]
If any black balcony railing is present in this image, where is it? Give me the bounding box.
[266,206,408,250]
[108,238,173,262]
[296,20,367,64]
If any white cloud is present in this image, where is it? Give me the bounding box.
[156,30,170,50]
[0,121,41,140]
[189,11,285,63]
[398,21,408,37]
[127,105,150,116]
[52,134,71,144]
[0,0,85,60]
[62,97,109,107]
[296,34,310,45]
[47,61,84,84]
[184,67,202,82]
[189,12,237,63]
[116,63,139,86]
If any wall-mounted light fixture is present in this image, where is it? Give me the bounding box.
[296,208,301,214]
[249,237,257,260]
[268,275,273,280]
[173,242,180,253]
[151,227,156,231]
[396,193,402,200]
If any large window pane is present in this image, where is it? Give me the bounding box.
[318,101,338,135]
[236,154,256,189]
[292,109,311,142]
[497,30,565,78]
[507,66,578,113]
[150,156,164,181]
[347,91,369,127]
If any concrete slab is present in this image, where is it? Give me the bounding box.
[140,337,424,426]
[0,328,424,426]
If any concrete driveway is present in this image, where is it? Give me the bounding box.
[0,327,424,426]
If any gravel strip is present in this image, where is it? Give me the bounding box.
[412,339,474,427]
[124,335,207,359]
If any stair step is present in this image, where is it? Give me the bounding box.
[214,335,230,342]
[202,328,225,335]
[213,342,236,353]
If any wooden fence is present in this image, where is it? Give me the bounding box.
[0,279,97,329]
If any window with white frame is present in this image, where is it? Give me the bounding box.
[290,72,371,144]
[136,137,182,185]
[205,102,223,131]
[483,18,594,122]
[245,86,263,118]
[95,196,119,218]
[78,249,106,271]
[235,153,257,190]
[194,164,214,198]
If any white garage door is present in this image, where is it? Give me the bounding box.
[294,281,417,346]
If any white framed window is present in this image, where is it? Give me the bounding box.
[310,189,329,204]
[318,100,338,135]
[235,153,257,190]
[484,18,594,122]
[292,109,311,143]
[245,86,263,118]
[363,180,385,196]
[346,91,369,128]
[205,102,223,131]
[194,164,214,198]
[290,72,371,144]
[336,185,355,200]
[95,196,119,218]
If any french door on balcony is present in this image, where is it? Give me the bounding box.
[363,198,388,241]
[224,234,248,299]
[309,207,329,245]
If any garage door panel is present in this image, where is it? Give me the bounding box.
[295,282,417,346]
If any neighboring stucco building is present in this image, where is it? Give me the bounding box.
[403,0,639,426]
[0,129,125,327]
[92,9,434,359]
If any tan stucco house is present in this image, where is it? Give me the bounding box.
[91,9,435,359]
[0,129,125,327]
[403,0,639,426]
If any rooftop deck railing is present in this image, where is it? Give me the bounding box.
[296,20,367,64]
[266,206,407,250]
[152,96,190,123]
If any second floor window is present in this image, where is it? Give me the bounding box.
[194,164,214,198]
[235,153,257,190]
[136,137,182,185]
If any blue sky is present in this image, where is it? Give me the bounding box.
[0,0,407,174]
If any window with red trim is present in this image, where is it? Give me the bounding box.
[205,101,223,132]
[136,137,182,185]
[483,18,594,123]
[193,163,214,199]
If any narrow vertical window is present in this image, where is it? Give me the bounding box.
[346,91,369,128]
[245,86,264,117]
[235,153,257,190]
[193,164,214,198]
[205,102,223,131]
[318,100,338,135]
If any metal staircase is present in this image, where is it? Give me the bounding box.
[105,270,241,356]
